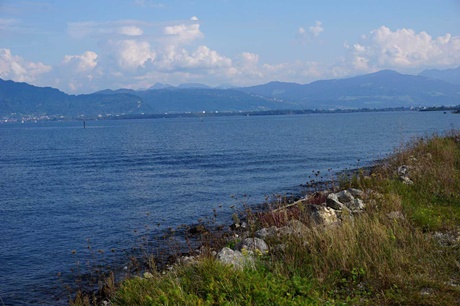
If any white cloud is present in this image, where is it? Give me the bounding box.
[309,21,324,37]
[0,48,51,83]
[163,21,203,45]
[155,45,232,72]
[297,21,324,43]
[348,26,460,71]
[111,39,156,70]
[63,51,98,72]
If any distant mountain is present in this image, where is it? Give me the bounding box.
[0,79,150,117]
[240,70,460,109]
[135,88,293,113]
[177,83,211,89]
[419,67,460,85]
[2,69,460,118]
[148,83,174,90]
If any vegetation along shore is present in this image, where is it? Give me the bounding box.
[73,131,460,305]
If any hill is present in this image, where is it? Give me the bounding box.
[240,70,460,109]
[419,66,460,85]
[0,79,150,118]
[2,69,460,118]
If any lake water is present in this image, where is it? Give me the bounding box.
[1,111,459,305]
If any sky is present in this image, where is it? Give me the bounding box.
[1,0,460,94]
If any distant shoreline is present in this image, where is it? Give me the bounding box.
[5,106,458,124]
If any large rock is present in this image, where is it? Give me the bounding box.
[311,207,339,226]
[326,193,344,210]
[278,219,309,237]
[235,237,268,255]
[348,188,364,198]
[336,190,355,203]
[255,227,278,240]
[345,198,365,211]
[216,247,254,269]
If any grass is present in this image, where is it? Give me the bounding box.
[72,131,460,305]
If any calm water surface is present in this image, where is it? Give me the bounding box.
[1,111,459,304]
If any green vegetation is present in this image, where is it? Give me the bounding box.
[73,131,460,305]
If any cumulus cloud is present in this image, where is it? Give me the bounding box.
[155,45,232,72]
[309,21,324,37]
[63,51,98,72]
[348,26,460,71]
[297,21,324,43]
[163,19,203,45]
[110,39,156,70]
[0,48,51,83]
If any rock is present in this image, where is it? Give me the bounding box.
[255,227,278,240]
[143,272,154,279]
[397,165,409,177]
[345,198,365,211]
[336,190,355,203]
[400,176,414,185]
[348,188,364,198]
[326,193,344,210]
[217,247,254,269]
[432,231,460,247]
[311,206,339,226]
[235,237,268,255]
[278,219,309,237]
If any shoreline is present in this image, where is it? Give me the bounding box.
[69,163,380,302]
[93,131,460,305]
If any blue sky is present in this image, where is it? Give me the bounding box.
[1,0,460,93]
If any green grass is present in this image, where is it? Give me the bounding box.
[72,131,460,305]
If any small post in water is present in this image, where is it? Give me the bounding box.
[83,120,86,129]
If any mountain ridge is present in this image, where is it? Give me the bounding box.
[1,68,459,118]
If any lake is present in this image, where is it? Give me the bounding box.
[1,111,459,305]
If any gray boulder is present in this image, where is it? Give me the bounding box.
[255,226,278,240]
[346,198,365,211]
[278,219,309,237]
[311,206,339,226]
[348,188,364,198]
[326,193,344,210]
[336,190,355,203]
[235,237,268,255]
[216,247,254,269]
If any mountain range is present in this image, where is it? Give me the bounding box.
[1,67,459,118]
